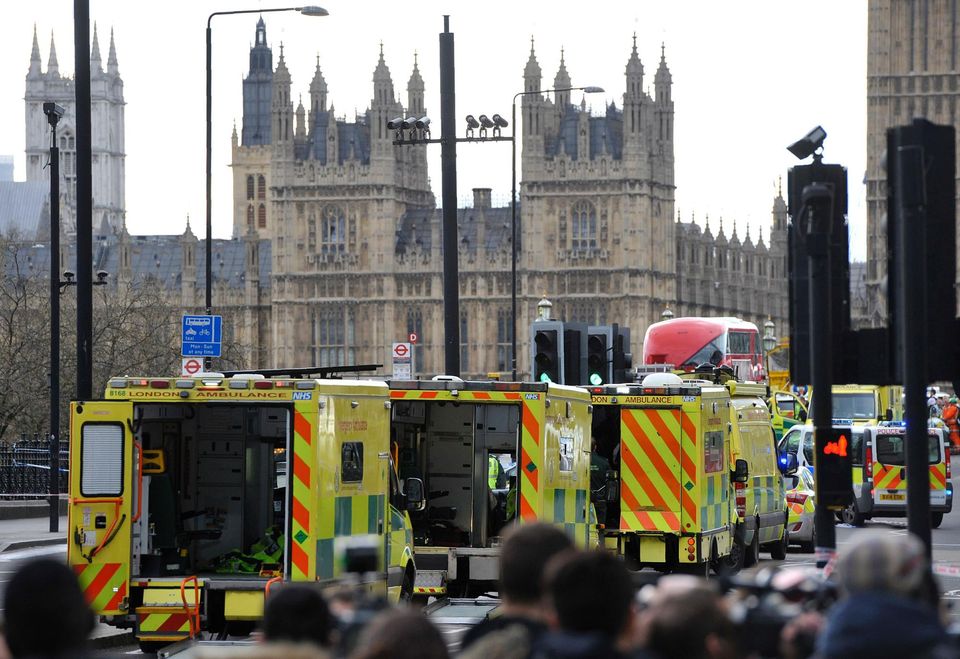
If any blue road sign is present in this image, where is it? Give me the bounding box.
[182,315,222,357]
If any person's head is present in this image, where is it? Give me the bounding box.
[643,585,736,659]
[499,523,574,607]
[262,584,333,648]
[544,549,635,638]
[951,397,958,406]
[3,558,94,657]
[833,531,937,606]
[350,610,448,659]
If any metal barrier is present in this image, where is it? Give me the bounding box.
[0,436,69,498]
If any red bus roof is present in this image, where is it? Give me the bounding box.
[642,317,758,365]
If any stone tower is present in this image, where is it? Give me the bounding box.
[24,24,126,234]
[864,0,960,326]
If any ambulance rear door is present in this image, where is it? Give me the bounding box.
[619,406,682,533]
[68,400,136,616]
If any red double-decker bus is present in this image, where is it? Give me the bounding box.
[642,316,764,381]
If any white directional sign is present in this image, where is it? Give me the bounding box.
[181,357,204,376]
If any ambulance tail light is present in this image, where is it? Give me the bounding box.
[128,379,148,387]
[864,444,873,484]
[253,381,274,389]
[275,381,294,388]
[786,491,809,506]
[150,380,170,389]
[946,448,952,480]
[734,482,746,518]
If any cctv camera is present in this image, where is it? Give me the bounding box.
[787,126,827,161]
[42,102,65,118]
[387,117,404,130]
[415,117,431,130]
[478,115,495,129]
[465,115,479,129]
[401,117,417,130]
[492,114,508,128]
[62,270,75,281]
[96,270,109,281]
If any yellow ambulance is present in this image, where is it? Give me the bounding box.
[589,372,789,574]
[388,377,593,598]
[68,372,418,652]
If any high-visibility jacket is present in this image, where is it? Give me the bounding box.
[943,404,960,446]
[488,456,505,489]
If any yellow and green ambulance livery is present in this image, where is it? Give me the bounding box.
[68,373,419,652]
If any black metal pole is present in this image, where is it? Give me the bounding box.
[74,0,92,400]
[48,117,60,533]
[805,182,837,568]
[510,98,518,381]
[206,21,213,319]
[895,144,932,556]
[439,16,460,377]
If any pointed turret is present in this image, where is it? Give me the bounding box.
[309,54,328,119]
[655,43,672,105]
[90,23,103,75]
[28,25,41,78]
[296,95,306,139]
[372,43,395,106]
[523,36,542,93]
[242,16,274,146]
[624,33,643,98]
[271,43,293,146]
[47,31,59,77]
[107,27,119,75]
[407,52,425,118]
[326,104,339,164]
[554,48,571,109]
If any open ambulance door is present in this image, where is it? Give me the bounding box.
[68,400,135,616]
[619,408,682,533]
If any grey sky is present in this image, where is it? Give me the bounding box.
[0,1,868,259]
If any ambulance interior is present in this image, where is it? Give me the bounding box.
[130,403,289,579]
[391,400,519,548]
[590,406,621,528]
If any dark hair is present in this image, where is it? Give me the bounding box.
[499,523,574,605]
[544,550,634,637]
[351,610,448,659]
[644,587,735,659]
[262,584,333,647]
[3,558,95,657]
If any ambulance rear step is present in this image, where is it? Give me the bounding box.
[413,569,448,596]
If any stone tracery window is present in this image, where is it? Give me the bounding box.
[321,205,346,252]
[570,200,597,251]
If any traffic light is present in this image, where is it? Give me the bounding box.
[563,323,587,385]
[531,322,562,383]
[886,119,956,382]
[612,325,632,383]
[814,427,853,508]
[586,325,613,385]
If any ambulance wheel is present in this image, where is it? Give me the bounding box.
[399,568,414,604]
[138,640,169,654]
[800,524,816,554]
[932,512,944,529]
[768,524,788,560]
[713,538,744,575]
[743,528,760,568]
[841,503,865,527]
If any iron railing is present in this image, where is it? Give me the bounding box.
[0,435,69,498]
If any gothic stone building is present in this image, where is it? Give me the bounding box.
[23,21,788,379]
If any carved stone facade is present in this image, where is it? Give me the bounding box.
[864,0,960,326]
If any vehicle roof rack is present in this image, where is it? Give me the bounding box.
[219,364,382,379]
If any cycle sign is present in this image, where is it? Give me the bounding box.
[182,315,222,357]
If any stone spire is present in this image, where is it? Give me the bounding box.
[271,43,293,145]
[28,25,42,78]
[296,95,306,139]
[47,31,59,77]
[625,33,643,98]
[107,27,119,75]
[655,42,672,105]
[407,52,425,117]
[554,48,571,109]
[523,36,542,93]
[309,53,328,117]
[91,23,103,74]
[372,42,394,106]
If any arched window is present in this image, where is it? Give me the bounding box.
[246,175,255,200]
[258,204,266,229]
[321,205,346,251]
[247,205,255,230]
[570,200,597,251]
[257,175,266,200]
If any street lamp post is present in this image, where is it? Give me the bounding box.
[205,5,327,354]
[510,86,602,381]
[763,318,777,383]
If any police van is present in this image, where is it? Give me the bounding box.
[779,422,952,527]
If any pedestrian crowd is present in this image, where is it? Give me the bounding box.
[0,525,956,659]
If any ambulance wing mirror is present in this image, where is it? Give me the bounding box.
[885,408,893,422]
[778,452,799,476]
[405,477,426,511]
[605,470,619,503]
[732,459,749,483]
